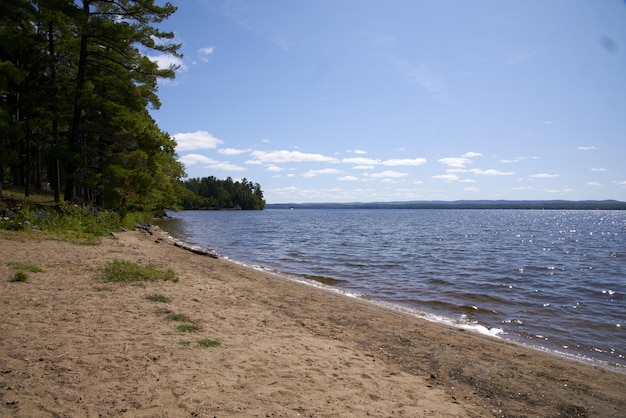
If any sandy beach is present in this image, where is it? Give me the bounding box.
[1,227,624,417]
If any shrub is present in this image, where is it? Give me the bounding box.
[10,271,29,282]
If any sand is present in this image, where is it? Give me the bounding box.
[1,227,624,417]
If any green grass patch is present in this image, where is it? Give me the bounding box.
[176,323,200,333]
[166,313,193,322]
[102,260,178,283]
[179,340,191,346]
[9,271,29,282]
[146,294,171,303]
[6,261,45,273]
[196,338,221,347]
[166,313,199,333]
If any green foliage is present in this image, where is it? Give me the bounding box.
[0,200,122,236]
[166,313,194,322]
[6,261,44,273]
[181,176,266,210]
[9,271,28,282]
[146,294,170,303]
[166,313,199,333]
[6,258,45,282]
[102,260,178,283]
[196,338,221,347]
[176,323,200,333]
[0,0,184,213]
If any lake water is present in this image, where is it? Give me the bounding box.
[158,209,626,369]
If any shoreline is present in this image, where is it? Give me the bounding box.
[157,223,626,373]
[1,228,625,416]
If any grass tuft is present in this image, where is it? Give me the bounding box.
[196,338,221,347]
[146,294,171,303]
[166,313,200,333]
[176,323,200,333]
[10,271,29,282]
[166,313,193,322]
[6,261,45,273]
[102,260,178,283]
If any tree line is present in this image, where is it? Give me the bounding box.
[1,0,186,214]
[1,1,266,213]
[180,177,265,210]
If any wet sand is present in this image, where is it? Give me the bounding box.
[1,228,624,417]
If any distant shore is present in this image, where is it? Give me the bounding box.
[267,199,626,210]
[1,228,625,416]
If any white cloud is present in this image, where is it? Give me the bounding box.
[198,46,215,62]
[148,54,185,71]
[586,182,602,187]
[302,168,342,178]
[368,171,408,179]
[469,168,514,176]
[432,173,459,181]
[382,158,427,167]
[439,157,471,168]
[218,148,251,155]
[590,168,606,172]
[577,146,597,151]
[174,131,223,151]
[339,175,359,181]
[530,173,559,178]
[464,187,480,192]
[342,157,380,165]
[353,165,376,170]
[266,165,284,172]
[178,154,218,166]
[250,150,337,164]
[210,162,246,171]
[462,152,482,158]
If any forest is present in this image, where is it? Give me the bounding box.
[180,177,265,210]
[0,1,265,215]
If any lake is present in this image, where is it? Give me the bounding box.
[158,209,626,369]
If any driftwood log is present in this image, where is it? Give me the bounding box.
[135,223,219,259]
[173,241,219,258]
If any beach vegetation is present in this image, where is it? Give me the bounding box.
[166,313,200,333]
[147,294,171,303]
[166,313,193,323]
[176,323,200,333]
[196,338,221,347]
[9,271,29,282]
[102,260,178,283]
[6,261,44,273]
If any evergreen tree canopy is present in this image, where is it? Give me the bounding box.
[0,0,185,212]
[181,177,266,210]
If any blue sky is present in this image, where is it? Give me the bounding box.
[150,0,626,203]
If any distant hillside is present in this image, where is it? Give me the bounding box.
[266,200,626,210]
